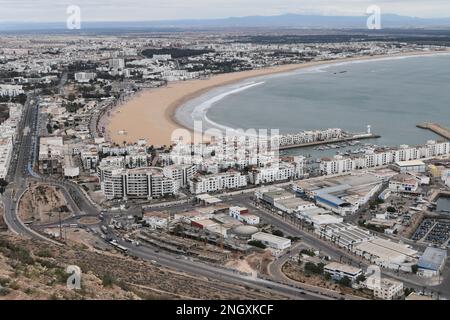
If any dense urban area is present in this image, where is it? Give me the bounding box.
[0,29,449,300]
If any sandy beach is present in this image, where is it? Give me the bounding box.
[106,50,449,147]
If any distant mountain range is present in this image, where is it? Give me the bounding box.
[1,13,450,32]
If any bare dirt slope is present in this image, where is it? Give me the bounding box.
[18,185,72,225]
[0,234,286,300]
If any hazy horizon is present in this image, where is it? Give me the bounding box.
[1,0,450,23]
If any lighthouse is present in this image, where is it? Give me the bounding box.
[367,125,371,135]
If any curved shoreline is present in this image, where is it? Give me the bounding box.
[106,50,450,147]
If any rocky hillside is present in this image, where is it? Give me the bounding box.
[0,234,285,300]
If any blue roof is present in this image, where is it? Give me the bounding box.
[316,193,347,207]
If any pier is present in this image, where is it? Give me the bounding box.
[278,133,381,150]
[417,122,450,140]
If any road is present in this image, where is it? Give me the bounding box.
[3,93,447,300]
[235,194,450,298]
[0,94,338,300]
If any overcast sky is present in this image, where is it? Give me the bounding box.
[1,0,450,22]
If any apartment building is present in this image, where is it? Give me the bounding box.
[99,166,179,200]
[163,164,197,188]
[248,158,305,185]
[189,171,248,195]
[0,84,24,97]
[0,138,13,179]
[74,72,96,83]
[373,278,404,300]
[320,141,450,175]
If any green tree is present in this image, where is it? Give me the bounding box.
[411,264,419,274]
[102,273,115,287]
[272,229,284,237]
[339,276,352,287]
[356,274,366,284]
[0,179,8,194]
[248,240,266,249]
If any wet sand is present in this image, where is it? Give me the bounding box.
[107,50,449,147]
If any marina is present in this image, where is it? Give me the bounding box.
[278,133,380,150]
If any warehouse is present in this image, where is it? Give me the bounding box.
[274,197,316,214]
[294,173,383,216]
[310,214,344,227]
[316,223,375,249]
[392,160,426,174]
[417,247,447,277]
[355,238,419,271]
[256,188,295,206]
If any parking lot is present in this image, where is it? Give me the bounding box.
[412,218,450,246]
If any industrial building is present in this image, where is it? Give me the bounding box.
[251,232,291,250]
[355,238,418,271]
[296,206,344,227]
[316,223,375,249]
[417,247,447,277]
[294,173,383,216]
[255,187,295,206]
[392,160,426,173]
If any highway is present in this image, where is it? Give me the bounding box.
[3,93,447,300]
[0,94,337,300]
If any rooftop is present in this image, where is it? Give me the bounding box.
[324,262,362,275]
[418,247,447,271]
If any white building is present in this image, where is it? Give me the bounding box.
[389,173,419,193]
[248,158,305,185]
[0,84,24,97]
[163,164,196,188]
[324,262,363,282]
[189,171,247,194]
[152,54,172,61]
[417,247,447,278]
[108,58,125,70]
[441,169,450,187]
[74,72,96,83]
[320,141,450,175]
[229,206,260,225]
[99,166,179,200]
[371,278,404,300]
[355,238,418,271]
[392,160,426,173]
[0,138,13,179]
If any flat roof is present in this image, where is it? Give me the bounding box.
[252,232,291,245]
[276,197,312,208]
[316,193,348,207]
[311,214,343,225]
[395,160,426,167]
[356,238,418,263]
[324,262,362,275]
[418,247,447,271]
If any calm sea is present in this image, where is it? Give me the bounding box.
[177,54,450,157]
